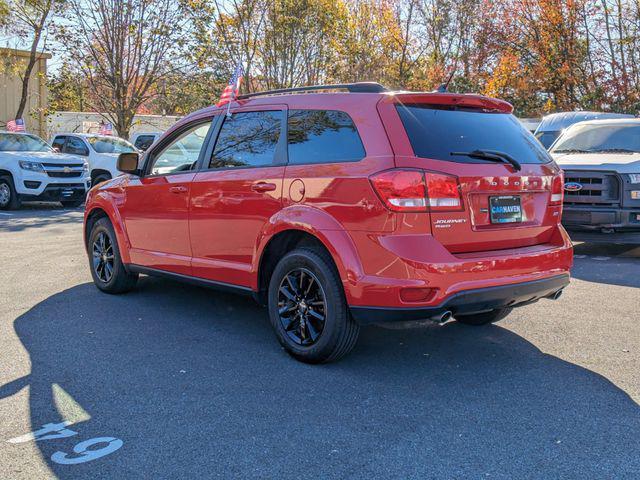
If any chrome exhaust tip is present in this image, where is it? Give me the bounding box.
[551,289,563,300]
[439,311,453,322]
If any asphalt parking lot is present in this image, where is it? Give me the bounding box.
[1,205,639,479]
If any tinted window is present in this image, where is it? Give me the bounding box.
[51,136,67,151]
[150,122,211,175]
[210,111,282,169]
[64,137,89,156]
[551,124,640,153]
[0,133,52,152]
[134,135,156,151]
[87,136,136,154]
[288,110,365,164]
[535,131,560,149]
[396,105,551,164]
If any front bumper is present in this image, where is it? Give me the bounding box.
[563,206,640,231]
[351,274,570,324]
[19,183,88,202]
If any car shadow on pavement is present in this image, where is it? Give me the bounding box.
[570,256,640,289]
[0,207,83,233]
[3,278,640,478]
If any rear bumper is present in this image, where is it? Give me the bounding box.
[343,225,573,311]
[351,274,569,324]
[563,205,640,232]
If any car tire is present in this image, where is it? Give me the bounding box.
[61,200,84,208]
[455,307,513,326]
[88,217,138,294]
[267,247,360,364]
[92,174,111,187]
[0,175,21,210]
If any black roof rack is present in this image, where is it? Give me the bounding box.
[237,82,387,100]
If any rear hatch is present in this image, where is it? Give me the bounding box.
[378,94,564,253]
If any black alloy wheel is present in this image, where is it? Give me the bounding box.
[277,267,327,346]
[88,217,138,293]
[268,247,360,363]
[92,231,115,283]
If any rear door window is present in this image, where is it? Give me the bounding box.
[396,105,551,164]
[134,135,156,151]
[64,136,89,156]
[209,111,282,169]
[287,110,365,164]
[52,136,67,151]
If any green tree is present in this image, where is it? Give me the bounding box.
[47,61,87,112]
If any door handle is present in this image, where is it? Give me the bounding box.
[169,186,188,194]
[251,182,277,193]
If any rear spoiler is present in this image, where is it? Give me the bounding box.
[385,92,513,114]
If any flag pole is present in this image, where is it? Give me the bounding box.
[226,94,233,117]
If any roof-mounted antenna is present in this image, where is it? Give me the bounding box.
[436,68,456,93]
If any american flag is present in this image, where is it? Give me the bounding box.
[99,122,114,136]
[216,63,244,107]
[6,119,25,132]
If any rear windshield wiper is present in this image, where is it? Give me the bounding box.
[451,149,522,171]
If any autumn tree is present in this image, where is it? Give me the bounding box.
[0,0,9,25]
[259,0,345,89]
[59,0,190,138]
[3,0,60,120]
[333,0,401,86]
[184,0,268,93]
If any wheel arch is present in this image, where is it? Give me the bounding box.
[84,202,131,263]
[91,169,112,185]
[254,206,364,305]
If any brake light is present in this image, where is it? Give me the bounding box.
[370,169,462,212]
[550,173,564,205]
[369,169,426,212]
[425,172,462,211]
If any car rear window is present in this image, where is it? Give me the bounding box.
[396,105,551,164]
[288,110,365,164]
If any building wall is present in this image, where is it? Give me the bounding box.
[47,111,181,141]
[0,48,50,138]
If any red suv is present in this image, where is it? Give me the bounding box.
[84,83,572,363]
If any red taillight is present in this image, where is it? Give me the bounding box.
[370,169,462,212]
[425,172,462,211]
[369,169,427,212]
[550,173,564,205]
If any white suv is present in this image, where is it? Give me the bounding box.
[0,132,90,209]
[51,133,138,186]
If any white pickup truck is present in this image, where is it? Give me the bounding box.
[550,118,640,234]
[51,133,138,186]
[0,132,90,209]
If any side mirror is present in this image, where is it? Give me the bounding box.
[117,152,140,175]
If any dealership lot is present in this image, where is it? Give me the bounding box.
[1,206,639,479]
